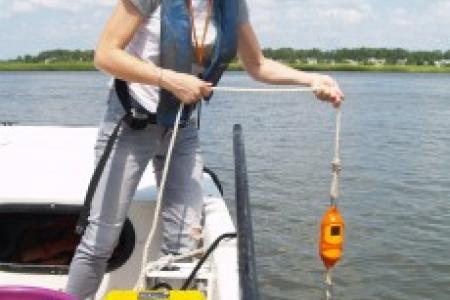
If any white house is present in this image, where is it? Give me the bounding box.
[367,57,386,65]
[434,59,450,67]
[306,58,318,65]
[44,58,57,64]
[343,59,359,65]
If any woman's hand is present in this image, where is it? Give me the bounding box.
[237,23,345,108]
[159,69,213,105]
[310,74,344,108]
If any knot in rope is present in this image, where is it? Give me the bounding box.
[331,159,341,174]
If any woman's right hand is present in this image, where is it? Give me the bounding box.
[159,69,213,105]
[310,74,344,108]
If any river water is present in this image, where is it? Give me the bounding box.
[1,71,449,299]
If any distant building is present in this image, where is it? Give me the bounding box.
[343,59,359,65]
[396,59,408,65]
[44,58,57,64]
[367,58,386,65]
[306,58,318,65]
[434,59,450,67]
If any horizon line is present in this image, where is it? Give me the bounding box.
[2,46,450,60]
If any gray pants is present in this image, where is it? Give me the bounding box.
[65,90,203,299]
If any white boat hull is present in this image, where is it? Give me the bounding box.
[0,126,239,300]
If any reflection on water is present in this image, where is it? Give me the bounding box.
[1,71,449,299]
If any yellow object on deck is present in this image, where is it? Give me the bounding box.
[103,290,206,300]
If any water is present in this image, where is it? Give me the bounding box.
[1,71,449,299]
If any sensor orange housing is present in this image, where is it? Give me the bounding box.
[319,205,345,269]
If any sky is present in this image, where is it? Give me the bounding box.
[0,0,449,59]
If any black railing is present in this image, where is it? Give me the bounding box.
[233,124,260,300]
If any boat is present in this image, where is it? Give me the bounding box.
[0,125,246,300]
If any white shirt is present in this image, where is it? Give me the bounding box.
[126,1,217,113]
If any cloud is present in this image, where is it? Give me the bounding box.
[12,1,35,13]
[0,0,448,59]
[0,0,115,17]
[0,0,114,58]
[245,0,450,50]
[433,0,450,19]
[247,0,373,48]
[321,8,366,24]
[388,1,450,27]
[248,0,372,29]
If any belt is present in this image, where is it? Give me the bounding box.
[124,107,158,130]
[115,78,188,130]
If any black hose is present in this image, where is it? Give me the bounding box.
[233,124,260,300]
[181,232,237,290]
[203,167,224,196]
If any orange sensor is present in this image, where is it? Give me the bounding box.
[319,205,345,269]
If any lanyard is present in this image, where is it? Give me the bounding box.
[186,0,213,65]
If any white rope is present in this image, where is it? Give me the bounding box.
[329,108,342,205]
[135,103,186,290]
[212,86,314,93]
[323,108,342,299]
[324,269,333,300]
[142,248,204,275]
[135,86,316,290]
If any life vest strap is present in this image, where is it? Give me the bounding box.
[75,116,124,235]
[75,78,189,235]
[114,79,158,130]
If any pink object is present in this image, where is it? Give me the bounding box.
[0,286,78,300]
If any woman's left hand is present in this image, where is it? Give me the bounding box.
[310,74,344,108]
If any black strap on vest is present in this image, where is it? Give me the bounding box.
[75,79,157,235]
[115,79,158,130]
[75,117,124,235]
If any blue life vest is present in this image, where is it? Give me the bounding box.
[157,0,239,127]
[78,0,240,234]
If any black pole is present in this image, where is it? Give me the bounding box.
[233,124,260,300]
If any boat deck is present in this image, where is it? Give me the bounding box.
[0,126,159,205]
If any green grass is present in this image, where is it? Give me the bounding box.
[292,63,450,73]
[0,61,95,71]
[1,61,449,73]
[229,62,450,73]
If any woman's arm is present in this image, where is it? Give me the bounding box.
[94,0,211,104]
[238,23,344,106]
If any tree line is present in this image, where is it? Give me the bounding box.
[8,48,450,65]
[263,48,450,65]
[12,49,94,63]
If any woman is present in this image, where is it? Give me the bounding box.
[66,0,344,299]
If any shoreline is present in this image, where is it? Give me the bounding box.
[1,61,449,73]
